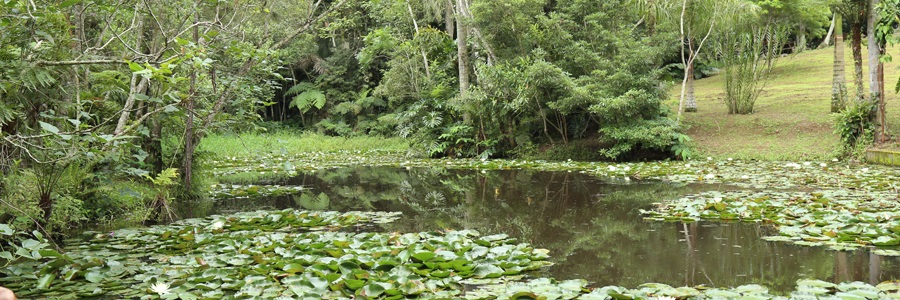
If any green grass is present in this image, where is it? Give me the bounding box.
[671,45,900,160]
[199,130,413,159]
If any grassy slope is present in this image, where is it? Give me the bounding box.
[673,45,900,160]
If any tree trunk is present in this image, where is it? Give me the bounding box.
[819,13,836,49]
[868,0,887,143]
[851,21,865,102]
[832,13,847,113]
[867,0,880,99]
[795,31,807,53]
[685,50,698,112]
[115,74,149,135]
[406,1,431,78]
[445,0,455,37]
[39,192,52,223]
[183,11,199,191]
[456,0,471,123]
[456,0,469,97]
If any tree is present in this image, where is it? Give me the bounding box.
[0,0,349,223]
[866,0,884,142]
[752,0,831,52]
[717,5,786,114]
[677,0,755,116]
[832,12,848,112]
[871,0,898,142]
[456,0,470,99]
[833,0,867,102]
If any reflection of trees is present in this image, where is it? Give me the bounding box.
[220,167,900,293]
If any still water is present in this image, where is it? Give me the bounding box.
[191,167,900,293]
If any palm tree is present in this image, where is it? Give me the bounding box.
[677,0,757,117]
[629,0,675,34]
[834,0,867,102]
[831,12,847,112]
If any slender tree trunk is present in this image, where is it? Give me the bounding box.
[183,11,199,191]
[115,75,149,135]
[456,0,471,123]
[458,0,495,64]
[868,0,887,142]
[819,13,836,49]
[851,21,865,102]
[445,0,455,37]
[456,0,469,97]
[795,31,807,53]
[406,1,431,78]
[867,0,880,98]
[685,40,698,112]
[114,11,148,136]
[832,13,847,112]
[685,61,698,112]
[677,0,689,119]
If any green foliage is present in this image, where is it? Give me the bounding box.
[287,82,327,113]
[833,102,875,157]
[145,168,179,187]
[876,0,900,92]
[718,17,789,114]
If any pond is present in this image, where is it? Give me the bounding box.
[198,167,900,293]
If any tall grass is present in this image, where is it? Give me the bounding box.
[200,130,412,158]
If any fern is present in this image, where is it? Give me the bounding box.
[290,91,327,113]
[286,82,327,113]
[0,102,19,126]
[285,82,316,96]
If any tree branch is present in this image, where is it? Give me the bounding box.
[272,0,348,50]
[35,60,130,66]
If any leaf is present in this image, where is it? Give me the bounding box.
[285,82,316,96]
[473,264,504,278]
[361,283,387,298]
[84,271,104,283]
[0,224,13,236]
[128,62,142,72]
[36,273,55,289]
[39,121,59,134]
[411,251,435,262]
[290,91,327,113]
[59,0,82,8]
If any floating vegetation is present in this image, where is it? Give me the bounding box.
[643,190,900,254]
[209,153,900,193]
[209,184,306,200]
[12,153,887,298]
[463,278,900,299]
[207,153,900,253]
[3,209,555,299]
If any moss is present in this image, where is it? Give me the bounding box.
[866,149,900,166]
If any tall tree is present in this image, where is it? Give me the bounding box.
[456,0,470,98]
[866,0,884,142]
[834,0,867,102]
[832,12,847,112]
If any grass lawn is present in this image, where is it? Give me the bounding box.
[671,45,900,160]
[199,131,412,159]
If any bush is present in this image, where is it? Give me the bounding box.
[833,102,875,158]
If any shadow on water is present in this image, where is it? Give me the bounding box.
[191,166,900,293]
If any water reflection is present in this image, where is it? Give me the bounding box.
[208,167,900,293]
